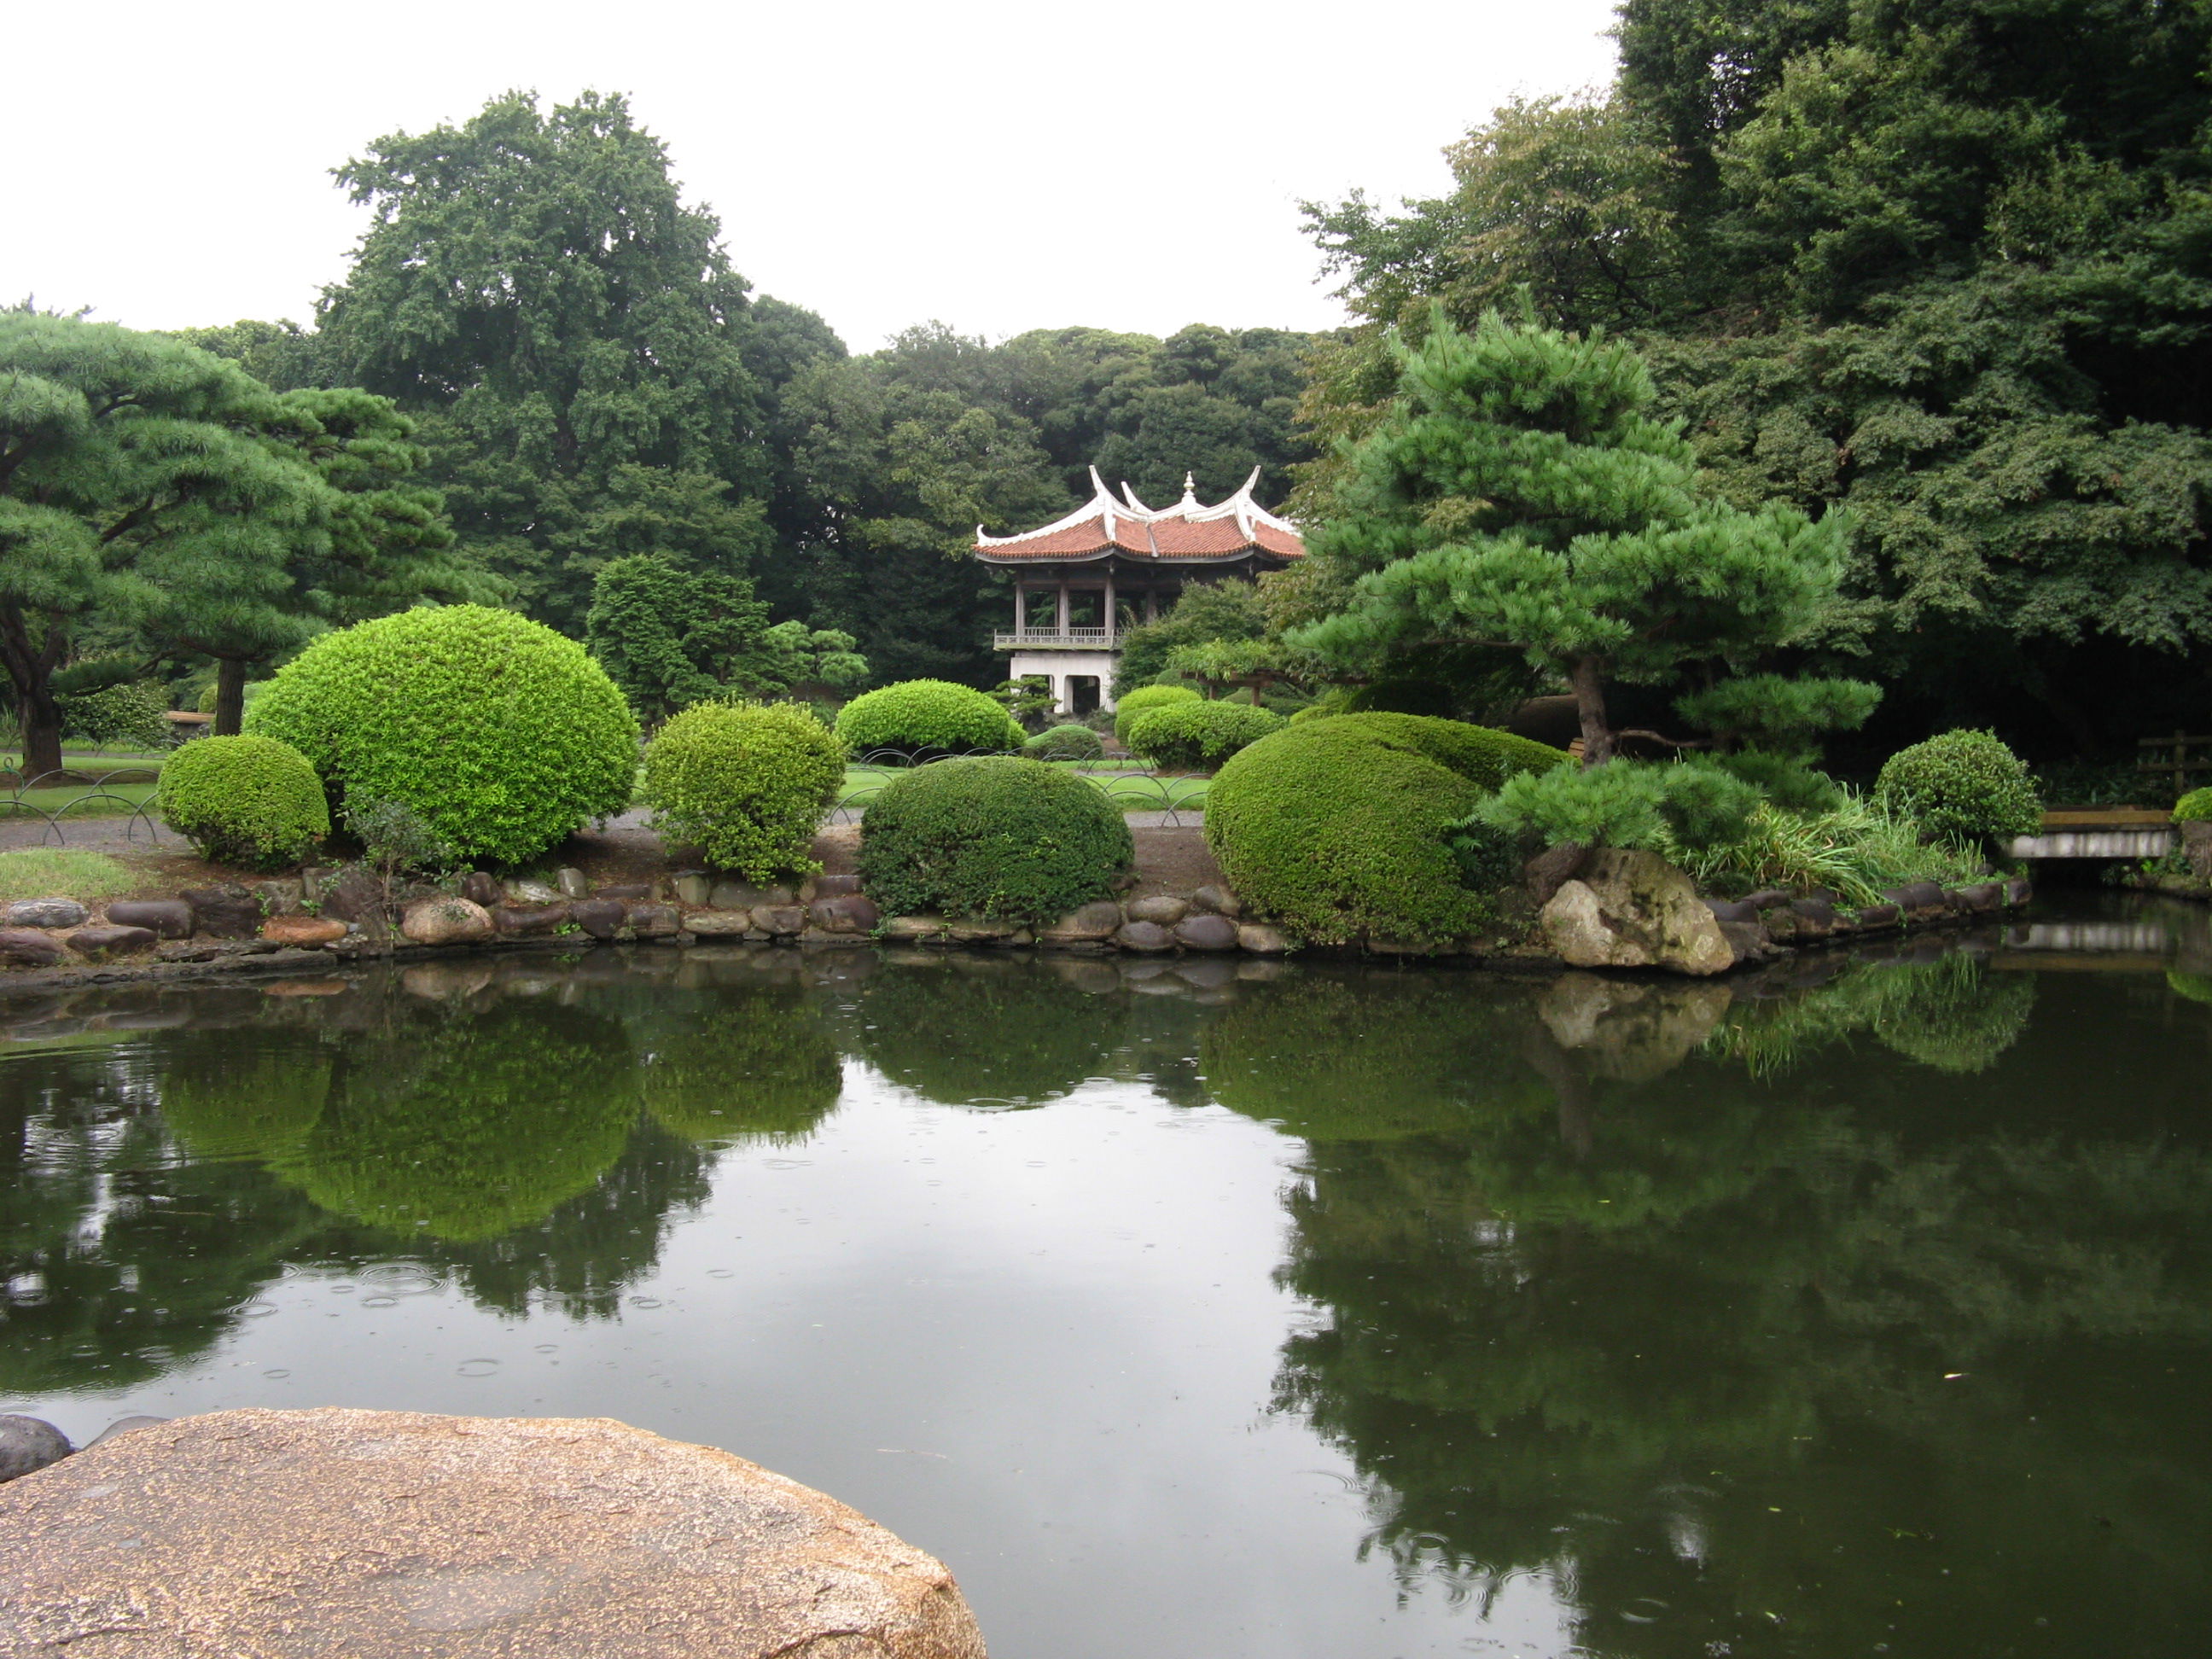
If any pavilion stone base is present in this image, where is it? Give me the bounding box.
[1009,649,1121,715]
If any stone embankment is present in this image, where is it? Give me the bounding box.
[0,1408,986,1658]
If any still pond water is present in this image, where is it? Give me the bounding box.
[3,896,2209,1659]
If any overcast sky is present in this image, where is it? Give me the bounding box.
[6,0,1618,352]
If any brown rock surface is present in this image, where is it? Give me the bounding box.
[0,1406,986,1659]
[1037,900,1124,943]
[260,914,348,947]
[492,903,572,937]
[1125,894,1188,927]
[1173,913,1239,952]
[65,923,158,958]
[0,928,64,968]
[180,883,260,939]
[399,896,496,946]
[104,899,193,939]
[1540,848,1737,977]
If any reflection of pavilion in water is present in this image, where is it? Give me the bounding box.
[971,467,1304,717]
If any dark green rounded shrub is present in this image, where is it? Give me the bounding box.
[246,605,639,865]
[860,756,1133,925]
[833,679,1022,757]
[1022,722,1105,761]
[155,734,330,867]
[2174,787,2212,823]
[1206,714,1571,946]
[639,701,844,881]
[1112,683,1200,745]
[1875,728,2041,847]
[1122,700,1285,771]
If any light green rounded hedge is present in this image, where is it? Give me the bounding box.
[1206,713,1571,946]
[640,701,845,882]
[860,756,1133,926]
[155,734,330,868]
[1875,728,2041,847]
[834,679,1021,757]
[2174,787,2212,823]
[1022,722,1105,761]
[246,606,639,865]
[1112,683,1200,745]
[1123,700,1285,771]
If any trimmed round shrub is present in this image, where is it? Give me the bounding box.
[834,679,1021,758]
[246,606,639,865]
[1112,683,1200,745]
[1875,728,2041,847]
[1022,723,1105,762]
[1206,714,1571,946]
[639,701,844,881]
[155,734,329,868]
[1123,700,1285,771]
[860,756,1133,926]
[2174,787,2212,823]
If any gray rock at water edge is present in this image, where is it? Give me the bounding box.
[249,879,303,917]
[752,905,808,937]
[399,895,495,946]
[570,898,627,940]
[671,871,713,906]
[1173,913,1240,952]
[1038,899,1124,943]
[810,894,881,934]
[105,898,192,939]
[67,923,158,958]
[625,902,681,938]
[882,914,947,940]
[1190,883,1242,918]
[682,910,754,935]
[1882,882,1948,917]
[1788,895,1837,939]
[2183,820,2212,880]
[714,879,795,911]
[0,928,64,968]
[1236,923,1292,955]
[504,877,565,907]
[0,1407,986,1659]
[944,919,1018,944]
[318,867,388,931]
[813,872,864,898]
[598,883,652,902]
[181,883,262,939]
[1522,841,1590,907]
[1126,894,1188,927]
[555,866,591,899]
[3,897,87,929]
[1715,920,1773,963]
[260,915,348,948]
[1115,919,1175,953]
[1703,897,1758,924]
[1953,881,2004,913]
[492,903,572,938]
[1739,888,1794,912]
[2005,875,2036,906]
[460,870,502,908]
[1854,902,1902,930]
[0,1415,70,1484]
[1540,848,1738,977]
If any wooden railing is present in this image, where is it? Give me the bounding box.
[2139,731,2212,796]
[994,628,1117,649]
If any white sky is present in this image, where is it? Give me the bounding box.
[4,0,1618,352]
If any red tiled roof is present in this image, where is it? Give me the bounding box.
[974,466,1304,564]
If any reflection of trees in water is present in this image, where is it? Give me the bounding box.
[1248,963,2212,1656]
[633,980,842,1144]
[852,958,1125,1105]
[1714,954,2034,1076]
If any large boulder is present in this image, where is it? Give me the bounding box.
[0,1415,69,1484]
[0,1407,984,1658]
[3,898,84,929]
[1540,848,1738,977]
[106,899,193,939]
[181,883,261,939]
[399,896,495,946]
[0,928,63,969]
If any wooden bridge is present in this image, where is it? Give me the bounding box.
[2010,808,2175,861]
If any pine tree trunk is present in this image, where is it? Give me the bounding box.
[0,604,67,780]
[1569,656,1615,767]
[16,695,65,782]
[213,659,248,736]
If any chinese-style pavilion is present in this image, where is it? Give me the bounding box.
[972,466,1304,713]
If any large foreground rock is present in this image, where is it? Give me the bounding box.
[1540,847,1737,977]
[0,1406,986,1658]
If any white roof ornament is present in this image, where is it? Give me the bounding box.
[974,460,1301,551]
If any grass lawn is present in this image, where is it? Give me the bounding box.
[0,780,162,820]
[835,764,1208,813]
[0,848,138,903]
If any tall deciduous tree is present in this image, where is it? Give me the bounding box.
[1291,311,1844,763]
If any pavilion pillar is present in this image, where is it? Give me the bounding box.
[1014,585,1027,633]
[1144,590,1158,624]
[1104,571,1117,642]
[1057,585,1070,634]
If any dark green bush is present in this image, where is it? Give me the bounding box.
[640,701,844,881]
[59,679,170,749]
[833,679,1022,757]
[1205,714,1570,946]
[1022,723,1105,761]
[1123,700,1285,771]
[155,735,329,868]
[1111,683,1200,745]
[2174,787,2212,823]
[1343,678,1456,719]
[860,756,1133,925]
[246,605,639,865]
[1875,728,2042,847]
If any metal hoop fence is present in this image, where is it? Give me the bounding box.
[829,748,1210,829]
[0,765,172,846]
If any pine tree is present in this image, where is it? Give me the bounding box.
[1291,310,1844,763]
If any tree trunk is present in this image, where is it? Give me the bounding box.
[15,693,65,781]
[214,658,248,736]
[0,604,67,780]
[1569,655,1615,766]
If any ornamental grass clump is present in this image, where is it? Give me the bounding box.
[246,606,639,865]
[639,701,845,881]
[859,756,1133,927]
[154,734,330,869]
[1205,713,1569,946]
[1111,684,1200,745]
[1875,729,2041,848]
[1122,701,1285,771]
[833,679,1022,758]
[1676,795,1987,906]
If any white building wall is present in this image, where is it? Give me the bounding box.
[1008,649,1121,714]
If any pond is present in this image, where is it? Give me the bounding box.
[3,896,2209,1659]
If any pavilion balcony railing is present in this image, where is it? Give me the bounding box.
[994,628,1118,650]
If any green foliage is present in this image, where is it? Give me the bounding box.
[343,795,456,879]
[1678,795,1988,906]
[1290,311,1846,762]
[1110,582,1269,697]
[853,958,1124,1106]
[1111,683,1201,744]
[1343,678,1456,719]
[2168,969,2212,1005]
[1122,701,1286,771]
[859,756,1132,926]
[247,604,639,864]
[1205,714,1569,946]
[639,701,843,881]
[1022,723,1104,762]
[155,734,329,868]
[57,680,168,749]
[1674,675,1882,752]
[992,675,1057,732]
[637,984,841,1142]
[194,679,267,717]
[1481,757,1764,854]
[833,678,1022,757]
[1876,728,2043,847]
[2174,789,2212,824]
